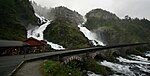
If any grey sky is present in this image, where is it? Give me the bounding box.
[31,0,150,20]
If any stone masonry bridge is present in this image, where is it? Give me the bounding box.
[54,43,149,64]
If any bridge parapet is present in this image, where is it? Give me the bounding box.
[58,43,148,63]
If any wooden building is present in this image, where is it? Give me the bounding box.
[24,37,48,53]
[0,37,48,56]
[0,40,26,56]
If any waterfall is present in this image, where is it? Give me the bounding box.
[78,17,105,46]
[99,55,150,76]
[101,60,135,76]
[27,13,65,50]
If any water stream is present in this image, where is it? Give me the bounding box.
[99,54,150,76]
[27,13,65,50]
[78,17,105,46]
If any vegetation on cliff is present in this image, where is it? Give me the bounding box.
[44,18,90,49]
[0,0,38,41]
[84,9,150,45]
[42,59,112,76]
[0,23,27,41]
[41,60,81,76]
[48,6,84,25]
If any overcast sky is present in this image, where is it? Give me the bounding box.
[31,0,150,20]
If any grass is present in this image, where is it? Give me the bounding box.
[41,60,82,76]
[41,59,112,76]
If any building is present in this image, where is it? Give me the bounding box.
[0,40,27,55]
[0,37,48,56]
[24,37,48,53]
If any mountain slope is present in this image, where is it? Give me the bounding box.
[44,18,90,49]
[84,9,150,45]
[0,0,38,40]
[31,1,51,19]
[48,6,84,25]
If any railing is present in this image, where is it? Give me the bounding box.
[59,43,148,56]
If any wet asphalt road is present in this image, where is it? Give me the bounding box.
[0,51,69,76]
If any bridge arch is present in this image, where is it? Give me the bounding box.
[88,52,100,59]
[62,55,83,64]
[94,50,118,60]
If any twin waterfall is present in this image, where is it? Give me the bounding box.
[27,14,150,76]
[27,13,105,50]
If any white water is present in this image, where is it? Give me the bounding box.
[145,51,150,57]
[99,54,150,76]
[27,19,51,40]
[136,64,150,73]
[146,54,150,57]
[101,60,135,76]
[87,71,101,76]
[117,56,150,65]
[35,13,47,24]
[27,13,65,50]
[78,17,105,46]
[47,42,65,50]
[129,55,148,61]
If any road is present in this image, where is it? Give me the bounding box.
[0,51,70,76]
[15,60,43,76]
[0,43,148,76]
[0,49,88,76]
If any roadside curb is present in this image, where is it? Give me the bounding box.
[8,61,26,76]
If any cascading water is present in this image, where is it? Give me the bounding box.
[145,51,150,57]
[77,16,150,76]
[27,13,65,50]
[78,17,105,46]
[99,55,150,76]
[87,71,102,76]
[101,60,135,76]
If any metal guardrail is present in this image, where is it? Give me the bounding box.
[59,43,148,56]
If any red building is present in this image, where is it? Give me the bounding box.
[0,40,26,55]
[24,37,48,53]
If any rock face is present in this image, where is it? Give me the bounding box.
[84,9,150,45]
[44,7,90,49]
[48,6,84,25]
[44,18,90,49]
[0,0,38,41]
[86,9,119,20]
[31,1,51,19]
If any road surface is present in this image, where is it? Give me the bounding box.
[0,51,69,76]
[15,60,43,76]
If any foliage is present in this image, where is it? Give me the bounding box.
[42,60,81,76]
[83,58,112,75]
[84,9,150,45]
[42,57,113,76]
[44,18,90,49]
[48,6,84,25]
[0,0,38,40]
[0,23,26,41]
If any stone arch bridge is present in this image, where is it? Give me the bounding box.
[54,43,148,64]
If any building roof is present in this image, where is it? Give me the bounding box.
[0,40,26,48]
[24,37,47,46]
